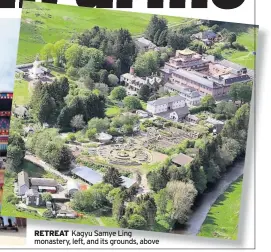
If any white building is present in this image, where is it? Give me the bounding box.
[164,82,202,106]
[28,55,49,79]
[147,95,186,115]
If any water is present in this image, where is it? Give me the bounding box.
[171,160,244,235]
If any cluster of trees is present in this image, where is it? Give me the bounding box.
[6,134,26,172]
[145,15,190,51]
[26,129,73,171]
[30,77,69,125]
[229,82,253,103]
[189,103,250,193]
[30,76,106,131]
[85,113,139,139]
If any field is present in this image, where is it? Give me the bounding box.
[221,28,257,69]
[13,79,31,105]
[18,1,185,64]
[198,177,243,240]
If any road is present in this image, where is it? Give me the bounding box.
[172,160,244,235]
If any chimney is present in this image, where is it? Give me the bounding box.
[130,66,135,75]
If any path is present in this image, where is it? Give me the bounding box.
[24,153,71,182]
[172,160,244,235]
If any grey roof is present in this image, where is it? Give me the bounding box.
[165,83,201,98]
[206,117,224,125]
[30,178,57,187]
[71,166,103,185]
[25,188,39,197]
[173,69,215,89]
[121,176,136,188]
[192,30,216,40]
[18,171,29,188]
[156,106,189,120]
[219,59,254,78]
[135,37,157,49]
[13,106,28,117]
[147,95,185,107]
[187,114,199,121]
[172,153,194,166]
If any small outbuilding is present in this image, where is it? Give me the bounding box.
[172,153,194,167]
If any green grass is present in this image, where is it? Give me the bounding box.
[221,28,258,69]
[198,177,243,240]
[100,216,120,227]
[18,2,184,64]
[13,79,30,105]
[105,106,121,117]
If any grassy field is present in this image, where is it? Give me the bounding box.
[198,177,243,240]
[13,79,31,105]
[221,28,257,69]
[18,1,184,64]
[105,106,121,117]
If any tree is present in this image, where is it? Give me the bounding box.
[103,167,124,187]
[157,29,168,47]
[40,43,53,63]
[42,192,53,202]
[52,39,68,66]
[229,82,252,103]
[215,101,237,118]
[88,117,110,133]
[123,96,142,111]
[94,83,109,96]
[6,134,26,172]
[145,15,168,42]
[153,29,162,44]
[99,69,109,84]
[167,32,191,51]
[70,114,86,131]
[82,76,95,90]
[86,128,97,140]
[211,24,220,33]
[134,51,160,77]
[112,193,125,221]
[200,94,215,108]
[108,74,119,87]
[166,181,197,224]
[228,32,237,46]
[127,214,147,230]
[65,44,83,68]
[138,84,151,102]
[111,86,127,101]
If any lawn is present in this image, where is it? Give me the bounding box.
[198,177,243,240]
[13,79,30,105]
[18,1,185,64]
[100,216,120,228]
[105,106,121,117]
[221,28,258,69]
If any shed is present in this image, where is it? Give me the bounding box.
[67,180,79,197]
[71,166,103,185]
[18,171,30,196]
[121,176,137,189]
[30,178,57,193]
[172,153,194,167]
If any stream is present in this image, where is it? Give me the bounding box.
[171,160,244,235]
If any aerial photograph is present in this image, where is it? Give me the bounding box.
[2,1,257,240]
